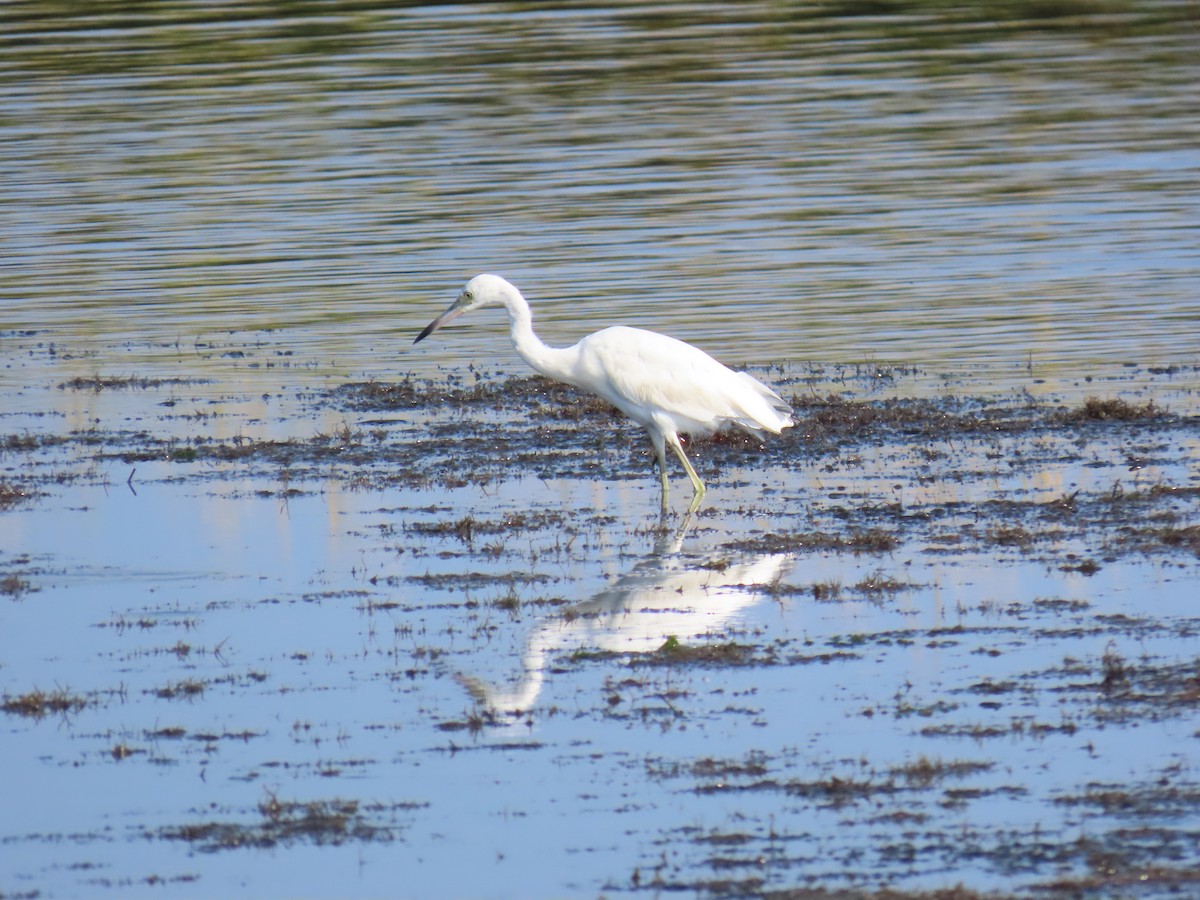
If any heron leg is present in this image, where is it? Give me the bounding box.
[650,433,671,515]
[667,435,706,515]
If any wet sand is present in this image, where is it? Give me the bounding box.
[2,356,1199,898]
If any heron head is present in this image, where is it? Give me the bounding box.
[414,273,515,344]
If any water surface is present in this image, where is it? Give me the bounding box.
[2,1,1197,392]
[3,4,1200,898]
[2,365,1199,898]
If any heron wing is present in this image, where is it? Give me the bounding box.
[573,327,792,437]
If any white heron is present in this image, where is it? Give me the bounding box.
[414,274,794,513]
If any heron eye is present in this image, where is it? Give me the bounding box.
[463,290,474,302]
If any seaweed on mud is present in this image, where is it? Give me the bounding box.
[0,480,39,509]
[1,686,92,718]
[1118,523,1200,557]
[405,570,554,591]
[984,525,1037,548]
[1055,780,1200,818]
[22,373,1199,524]
[110,435,307,467]
[690,770,902,807]
[920,643,1200,743]
[58,375,208,392]
[152,679,207,700]
[689,753,771,781]
[2,433,52,452]
[0,572,33,596]
[771,572,921,602]
[404,510,569,544]
[889,756,994,787]
[335,376,619,420]
[794,394,981,433]
[575,636,854,671]
[779,394,1053,459]
[1091,650,1200,716]
[334,377,433,410]
[643,637,768,667]
[156,792,423,851]
[1159,524,1200,553]
[854,570,922,597]
[406,515,480,543]
[653,876,1000,899]
[145,726,188,740]
[776,391,1186,464]
[881,476,1200,565]
[725,528,900,555]
[1057,396,1168,423]
[1037,864,1200,897]
[785,774,902,805]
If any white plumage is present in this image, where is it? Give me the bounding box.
[415,274,793,513]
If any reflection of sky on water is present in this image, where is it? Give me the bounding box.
[3,418,1198,893]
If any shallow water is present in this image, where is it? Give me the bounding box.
[3,3,1200,898]
[3,359,1200,898]
[2,1,1198,391]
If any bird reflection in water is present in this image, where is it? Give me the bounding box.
[457,524,793,717]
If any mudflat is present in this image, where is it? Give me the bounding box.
[2,357,1198,898]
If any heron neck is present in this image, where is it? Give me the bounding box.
[504,293,576,383]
